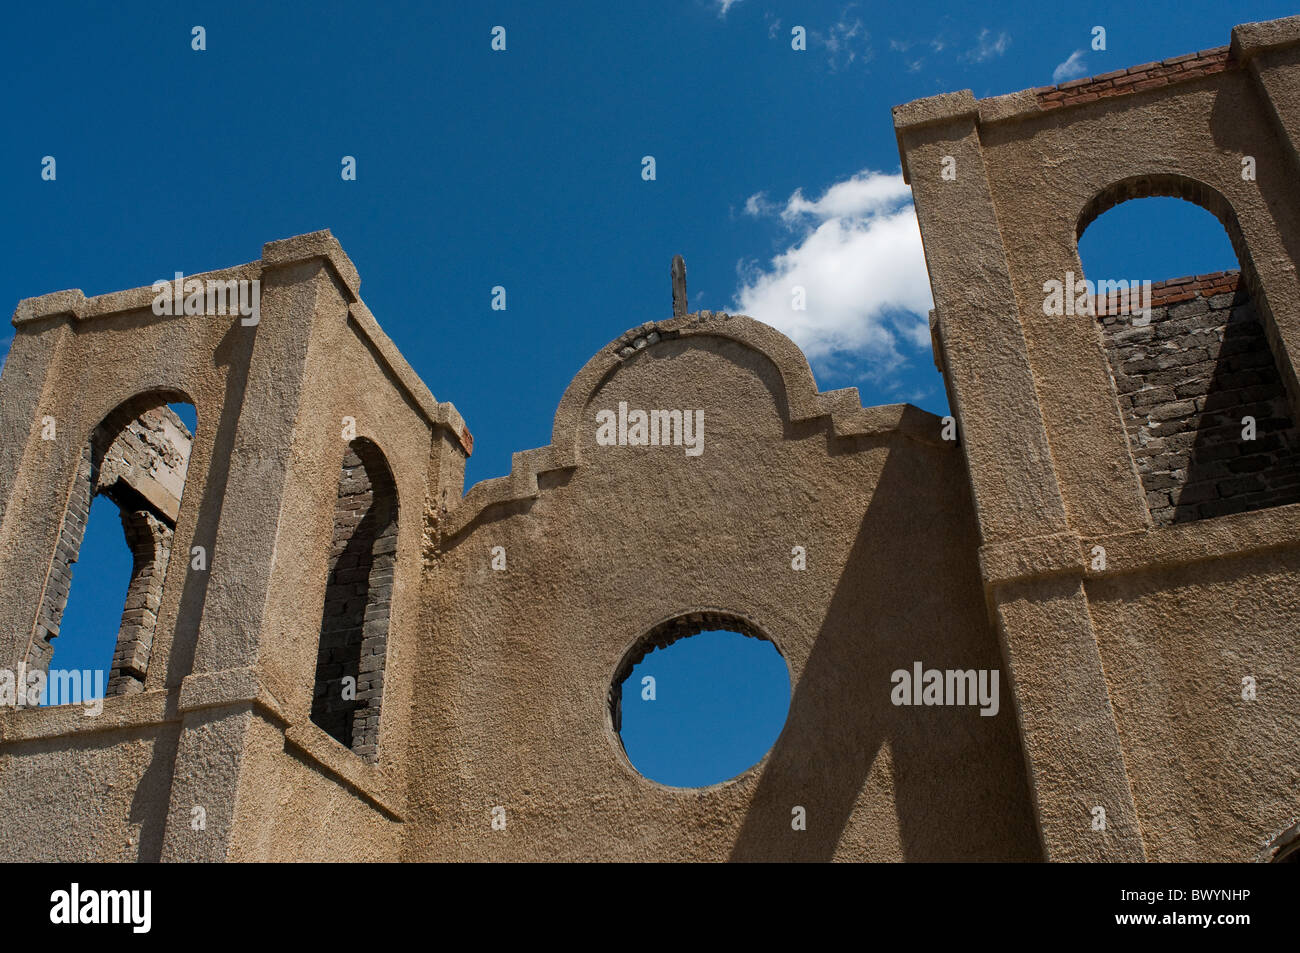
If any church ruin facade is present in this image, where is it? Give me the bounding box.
[1,16,1298,862]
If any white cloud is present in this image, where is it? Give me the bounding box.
[778,173,913,223]
[743,191,775,216]
[815,17,871,70]
[734,171,933,379]
[891,29,1003,73]
[1053,49,1089,83]
[966,28,1010,62]
[889,37,926,71]
[714,0,744,17]
[0,333,12,373]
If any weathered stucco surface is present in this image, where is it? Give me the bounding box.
[411,317,1038,861]
[894,14,1300,861]
[1087,549,1300,861]
[0,14,1298,863]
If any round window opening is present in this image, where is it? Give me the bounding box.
[610,613,791,788]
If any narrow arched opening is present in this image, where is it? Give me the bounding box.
[309,438,398,763]
[31,394,196,705]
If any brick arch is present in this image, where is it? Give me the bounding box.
[88,388,193,463]
[25,389,195,697]
[1075,173,1258,291]
[1076,173,1241,242]
[309,437,398,763]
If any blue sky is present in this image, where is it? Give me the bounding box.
[0,0,1278,773]
[621,630,790,787]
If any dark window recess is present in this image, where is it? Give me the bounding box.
[310,440,397,762]
[1098,271,1300,524]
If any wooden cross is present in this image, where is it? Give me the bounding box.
[671,255,687,317]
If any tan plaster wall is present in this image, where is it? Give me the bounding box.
[973,58,1300,861]
[0,288,248,693]
[1087,549,1300,861]
[253,270,433,797]
[218,268,444,860]
[0,287,251,862]
[228,713,401,862]
[0,720,179,862]
[978,70,1300,540]
[407,322,1039,861]
[0,238,441,862]
[11,40,1300,863]
[894,16,1300,861]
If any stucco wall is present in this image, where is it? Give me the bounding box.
[5,13,1300,860]
[228,713,401,862]
[1088,548,1300,860]
[894,15,1300,861]
[0,699,180,862]
[407,315,1039,861]
[0,233,461,863]
[975,64,1300,540]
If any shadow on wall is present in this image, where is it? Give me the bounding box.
[128,722,182,862]
[1176,283,1300,520]
[1098,275,1300,526]
[165,319,257,686]
[1209,81,1300,289]
[728,441,1041,861]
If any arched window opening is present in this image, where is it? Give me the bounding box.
[1079,177,1300,525]
[310,439,397,763]
[1078,195,1238,282]
[610,612,791,788]
[32,397,195,705]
